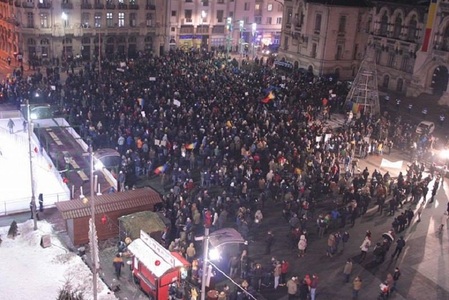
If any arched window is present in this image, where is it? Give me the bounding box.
[393,15,402,38]
[338,16,346,33]
[144,35,153,49]
[40,38,49,45]
[383,75,390,88]
[407,16,417,41]
[380,12,388,36]
[396,78,403,92]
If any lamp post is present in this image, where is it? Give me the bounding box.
[27,100,37,231]
[252,23,257,59]
[239,20,244,57]
[200,10,207,49]
[200,227,210,300]
[84,146,99,300]
[226,17,233,62]
[199,228,245,300]
[61,12,67,59]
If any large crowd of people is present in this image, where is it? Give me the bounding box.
[2,48,445,300]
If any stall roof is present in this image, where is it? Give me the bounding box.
[119,211,167,240]
[56,188,162,220]
[209,228,245,248]
[128,231,186,278]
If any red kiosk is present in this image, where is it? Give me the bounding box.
[128,230,190,299]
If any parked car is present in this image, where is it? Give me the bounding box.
[416,121,435,135]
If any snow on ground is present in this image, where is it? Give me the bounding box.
[0,118,69,215]
[0,220,116,300]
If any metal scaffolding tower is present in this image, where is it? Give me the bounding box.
[345,55,381,117]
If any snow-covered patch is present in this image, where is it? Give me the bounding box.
[0,220,116,300]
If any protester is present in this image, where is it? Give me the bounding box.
[343,258,353,283]
[286,277,298,300]
[391,236,406,259]
[352,276,362,299]
[112,253,124,279]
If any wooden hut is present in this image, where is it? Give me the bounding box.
[56,188,163,245]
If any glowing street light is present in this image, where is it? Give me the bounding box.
[198,228,245,300]
[239,20,244,57]
[252,23,257,59]
[226,17,233,61]
[208,248,220,261]
[200,10,207,48]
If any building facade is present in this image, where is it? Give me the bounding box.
[278,0,449,103]
[278,0,371,79]
[166,0,283,54]
[0,0,166,65]
[0,0,283,65]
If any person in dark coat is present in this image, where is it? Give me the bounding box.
[38,194,44,212]
[265,231,274,255]
[298,279,310,300]
[113,253,124,279]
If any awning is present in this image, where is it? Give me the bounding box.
[208,228,245,248]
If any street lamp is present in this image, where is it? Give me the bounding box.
[252,23,257,59]
[226,17,233,61]
[27,100,37,231]
[239,20,244,57]
[198,228,245,300]
[61,12,68,59]
[200,10,207,48]
[82,146,100,300]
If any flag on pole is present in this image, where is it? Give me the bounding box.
[422,0,438,52]
[185,142,197,150]
[261,91,275,104]
[154,164,168,174]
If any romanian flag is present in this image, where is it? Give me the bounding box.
[154,164,168,175]
[261,91,275,104]
[185,142,197,150]
[422,0,438,52]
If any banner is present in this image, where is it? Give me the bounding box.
[380,159,403,169]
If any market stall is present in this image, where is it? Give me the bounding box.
[128,230,189,299]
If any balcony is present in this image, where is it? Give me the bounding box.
[94,3,104,9]
[81,3,92,9]
[22,1,34,8]
[61,2,74,9]
[145,4,155,10]
[129,3,138,9]
[38,2,52,9]
[106,3,115,9]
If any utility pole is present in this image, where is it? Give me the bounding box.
[98,31,101,79]
[200,227,209,300]
[226,17,233,62]
[89,146,99,300]
[239,20,244,57]
[27,100,37,231]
